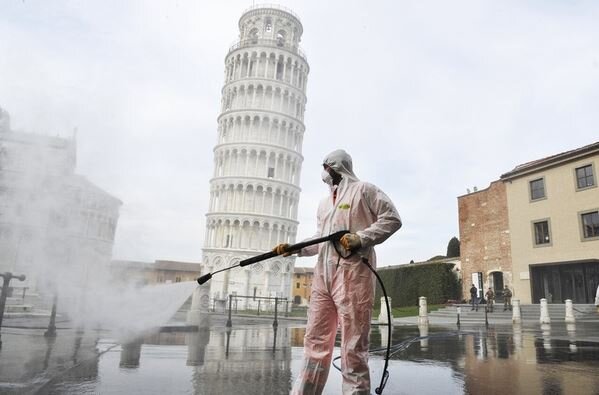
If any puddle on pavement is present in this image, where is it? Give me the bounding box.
[30,324,599,394]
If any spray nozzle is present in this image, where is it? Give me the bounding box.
[197,273,212,285]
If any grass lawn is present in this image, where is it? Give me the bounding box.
[372,304,443,318]
[285,304,444,319]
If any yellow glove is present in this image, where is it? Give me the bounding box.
[340,233,361,251]
[273,243,293,257]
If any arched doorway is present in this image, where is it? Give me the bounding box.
[491,271,504,301]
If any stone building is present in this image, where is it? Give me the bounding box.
[458,141,599,304]
[201,5,309,308]
[110,259,201,287]
[0,107,121,295]
[501,142,599,304]
[458,180,512,301]
[291,266,313,306]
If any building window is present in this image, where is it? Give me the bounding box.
[530,178,546,201]
[249,28,259,43]
[533,220,551,245]
[581,211,599,239]
[276,30,286,46]
[296,282,300,289]
[267,167,275,178]
[576,164,595,190]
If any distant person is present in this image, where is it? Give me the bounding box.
[485,288,495,312]
[470,284,479,311]
[503,286,512,311]
[595,284,599,308]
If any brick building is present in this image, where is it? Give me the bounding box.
[458,180,512,301]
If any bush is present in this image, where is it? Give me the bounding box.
[374,262,460,307]
[446,237,460,258]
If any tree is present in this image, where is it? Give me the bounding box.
[446,237,460,258]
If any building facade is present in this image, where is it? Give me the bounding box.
[291,266,313,306]
[458,142,599,304]
[458,180,512,301]
[110,259,202,287]
[501,142,599,304]
[0,106,121,295]
[201,5,309,307]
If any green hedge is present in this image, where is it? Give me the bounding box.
[374,262,460,307]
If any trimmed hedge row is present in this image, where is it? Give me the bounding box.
[374,262,460,307]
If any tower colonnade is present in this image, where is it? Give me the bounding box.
[217,112,304,152]
[221,81,306,122]
[212,145,302,183]
[224,50,308,92]
[207,179,300,219]
[204,216,297,252]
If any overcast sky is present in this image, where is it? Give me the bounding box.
[1,1,598,268]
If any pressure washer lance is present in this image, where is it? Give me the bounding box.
[196,230,350,285]
[195,229,393,394]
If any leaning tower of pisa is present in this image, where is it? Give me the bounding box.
[202,5,309,307]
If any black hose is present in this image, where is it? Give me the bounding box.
[572,306,599,315]
[333,331,475,385]
[361,258,391,394]
[329,252,478,393]
[197,231,395,393]
[329,241,392,393]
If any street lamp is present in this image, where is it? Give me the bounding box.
[0,272,26,348]
[44,293,58,337]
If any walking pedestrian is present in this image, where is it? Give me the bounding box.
[503,286,512,311]
[470,284,479,312]
[485,288,495,313]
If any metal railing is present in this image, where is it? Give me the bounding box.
[240,4,302,23]
[217,294,291,328]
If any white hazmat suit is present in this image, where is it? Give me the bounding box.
[291,149,402,395]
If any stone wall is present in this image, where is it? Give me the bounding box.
[458,180,512,299]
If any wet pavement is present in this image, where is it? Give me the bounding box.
[1,315,599,394]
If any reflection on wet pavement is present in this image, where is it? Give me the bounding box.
[4,323,599,394]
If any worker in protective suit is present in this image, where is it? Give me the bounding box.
[274,149,402,395]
